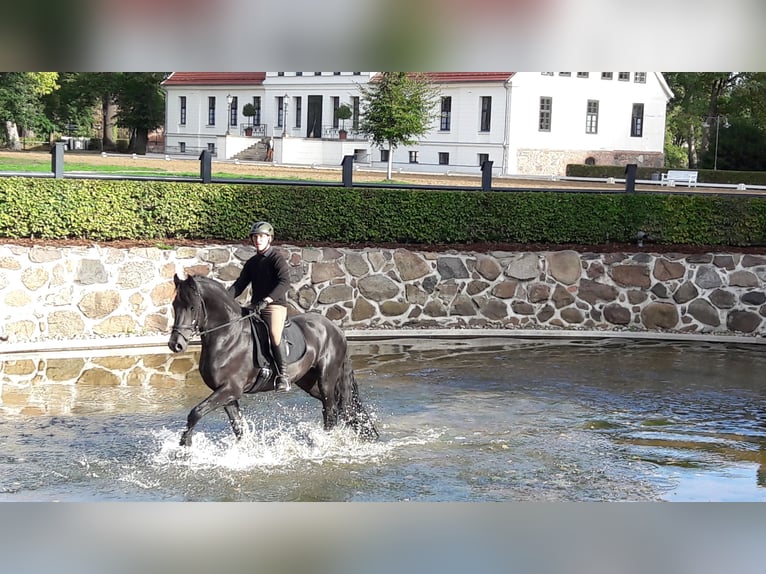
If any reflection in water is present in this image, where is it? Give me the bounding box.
[1,338,765,501]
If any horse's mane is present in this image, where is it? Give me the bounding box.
[179,275,240,314]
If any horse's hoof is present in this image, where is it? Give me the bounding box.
[179,433,191,447]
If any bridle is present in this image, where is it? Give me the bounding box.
[170,281,261,342]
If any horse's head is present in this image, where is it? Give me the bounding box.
[168,274,204,353]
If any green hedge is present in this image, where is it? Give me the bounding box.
[566,164,766,186]
[1,177,766,247]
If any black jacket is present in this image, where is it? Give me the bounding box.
[227,247,291,306]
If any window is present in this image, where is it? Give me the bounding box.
[179,96,187,125]
[439,152,449,165]
[314,72,322,76]
[352,96,360,130]
[252,96,261,125]
[380,149,389,162]
[352,72,361,75]
[277,96,284,127]
[440,96,451,131]
[478,153,489,167]
[559,72,571,77]
[295,96,302,128]
[332,96,340,128]
[409,151,418,163]
[577,72,589,78]
[586,100,599,134]
[230,96,238,127]
[634,72,647,83]
[541,72,553,76]
[277,72,285,76]
[179,142,186,153]
[601,72,613,80]
[208,96,216,125]
[631,103,644,137]
[296,72,303,76]
[585,157,596,165]
[618,72,630,81]
[207,142,215,153]
[539,97,552,131]
[333,72,341,76]
[480,96,491,132]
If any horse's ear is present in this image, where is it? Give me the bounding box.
[174,273,182,286]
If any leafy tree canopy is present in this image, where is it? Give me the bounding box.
[358,72,439,179]
[359,72,438,149]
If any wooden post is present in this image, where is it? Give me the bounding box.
[481,160,494,191]
[341,155,354,188]
[51,142,66,179]
[625,163,637,193]
[199,150,212,183]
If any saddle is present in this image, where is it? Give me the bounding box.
[243,311,307,393]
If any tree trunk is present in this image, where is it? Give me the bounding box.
[132,128,148,155]
[102,97,116,149]
[387,142,393,180]
[5,121,21,151]
[687,123,699,168]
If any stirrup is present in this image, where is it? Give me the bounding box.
[275,375,290,393]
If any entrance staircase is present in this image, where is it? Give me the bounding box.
[233,140,269,162]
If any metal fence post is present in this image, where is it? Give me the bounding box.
[341,155,354,188]
[51,142,66,179]
[625,163,637,193]
[199,150,212,183]
[481,160,494,191]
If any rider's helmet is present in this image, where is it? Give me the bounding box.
[249,221,274,237]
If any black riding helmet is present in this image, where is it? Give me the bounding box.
[249,221,274,237]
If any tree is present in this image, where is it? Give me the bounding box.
[336,103,352,134]
[112,73,167,154]
[242,103,256,126]
[43,73,103,142]
[0,72,59,149]
[664,72,766,171]
[358,72,439,179]
[72,73,123,149]
[699,118,766,171]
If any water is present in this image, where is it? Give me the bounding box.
[1,337,765,501]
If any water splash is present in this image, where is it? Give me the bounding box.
[148,417,434,473]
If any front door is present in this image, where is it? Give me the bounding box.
[307,96,322,138]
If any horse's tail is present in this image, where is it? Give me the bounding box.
[339,351,379,441]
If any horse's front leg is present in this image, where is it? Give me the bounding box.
[224,401,244,440]
[180,387,240,446]
[320,385,339,431]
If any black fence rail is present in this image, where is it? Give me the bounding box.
[3,143,765,198]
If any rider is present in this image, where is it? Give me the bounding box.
[227,221,292,392]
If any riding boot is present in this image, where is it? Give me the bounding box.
[272,340,291,393]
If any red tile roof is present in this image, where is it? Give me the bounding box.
[162,72,514,86]
[422,72,515,83]
[162,73,266,86]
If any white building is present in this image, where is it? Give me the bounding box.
[161,72,672,177]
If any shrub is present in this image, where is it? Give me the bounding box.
[1,177,765,247]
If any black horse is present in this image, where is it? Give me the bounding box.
[168,274,378,446]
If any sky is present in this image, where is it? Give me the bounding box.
[2,0,764,70]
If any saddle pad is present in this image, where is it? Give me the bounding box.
[282,319,307,364]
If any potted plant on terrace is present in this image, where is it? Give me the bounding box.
[242,103,255,136]
[336,103,352,140]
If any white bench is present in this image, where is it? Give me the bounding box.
[661,170,698,187]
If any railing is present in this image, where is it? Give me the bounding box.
[321,126,367,141]
[164,144,218,157]
[239,123,267,137]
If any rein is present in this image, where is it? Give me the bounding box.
[197,309,260,336]
[171,281,260,341]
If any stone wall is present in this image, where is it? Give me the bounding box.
[517,148,664,175]
[1,242,765,344]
